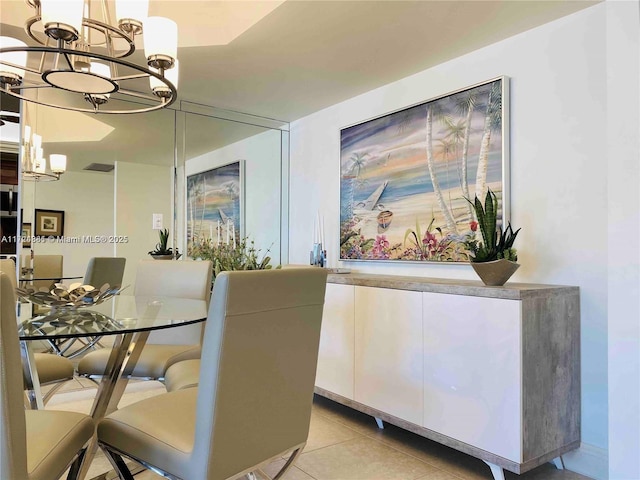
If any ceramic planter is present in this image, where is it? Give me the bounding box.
[470,259,519,286]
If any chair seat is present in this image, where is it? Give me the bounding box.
[26,410,94,480]
[33,353,74,385]
[164,359,200,392]
[78,344,200,379]
[98,388,197,477]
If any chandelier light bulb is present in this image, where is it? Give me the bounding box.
[40,0,85,42]
[0,37,28,84]
[50,154,67,174]
[144,17,177,69]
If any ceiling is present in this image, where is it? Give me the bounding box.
[1,0,599,170]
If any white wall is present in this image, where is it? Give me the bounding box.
[114,161,173,289]
[607,1,640,479]
[23,171,114,278]
[185,129,283,265]
[289,5,632,479]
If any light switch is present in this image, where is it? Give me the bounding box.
[152,213,163,230]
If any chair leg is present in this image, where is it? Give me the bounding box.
[65,447,87,480]
[271,447,304,480]
[101,445,135,480]
[41,379,71,404]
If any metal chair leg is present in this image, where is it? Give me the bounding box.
[272,447,304,480]
[101,445,135,480]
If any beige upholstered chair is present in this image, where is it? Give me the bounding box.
[97,268,328,480]
[83,257,126,288]
[1,272,95,480]
[32,254,63,290]
[0,258,75,404]
[78,259,213,380]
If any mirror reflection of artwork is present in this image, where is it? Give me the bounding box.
[22,223,31,248]
[186,161,244,250]
[34,209,65,237]
[339,77,509,263]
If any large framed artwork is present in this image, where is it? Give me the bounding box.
[340,76,509,262]
[186,161,244,251]
[34,209,65,237]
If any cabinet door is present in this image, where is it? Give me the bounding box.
[355,286,423,425]
[316,283,355,399]
[423,292,522,462]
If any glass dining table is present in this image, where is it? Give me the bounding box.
[18,294,209,480]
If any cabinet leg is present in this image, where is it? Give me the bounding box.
[374,417,384,429]
[551,456,565,470]
[483,461,505,480]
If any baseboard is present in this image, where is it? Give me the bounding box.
[562,442,608,480]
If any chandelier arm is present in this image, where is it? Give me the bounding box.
[111,73,149,82]
[9,83,53,90]
[115,88,164,102]
[61,52,75,70]
[0,59,42,76]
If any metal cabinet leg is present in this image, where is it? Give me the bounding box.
[551,456,565,470]
[484,461,506,480]
[374,417,384,429]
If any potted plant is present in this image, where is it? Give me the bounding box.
[188,236,275,283]
[465,189,521,286]
[148,228,181,260]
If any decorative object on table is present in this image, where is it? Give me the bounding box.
[188,235,274,283]
[15,282,127,313]
[465,188,520,286]
[339,76,509,263]
[21,222,31,248]
[149,228,181,260]
[186,160,244,253]
[34,209,64,237]
[310,212,326,267]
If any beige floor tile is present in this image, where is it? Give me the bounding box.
[303,410,364,453]
[312,395,381,436]
[257,459,316,480]
[296,436,438,480]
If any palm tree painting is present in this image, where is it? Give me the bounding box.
[187,161,243,251]
[339,77,508,262]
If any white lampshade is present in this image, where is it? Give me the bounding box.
[150,59,179,92]
[34,152,46,174]
[116,0,148,24]
[50,154,67,174]
[0,37,28,80]
[90,62,111,78]
[32,133,42,149]
[24,125,31,143]
[40,0,84,35]
[144,17,177,64]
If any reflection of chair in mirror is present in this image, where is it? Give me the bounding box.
[1,272,95,480]
[0,257,75,404]
[78,259,213,382]
[32,254,63,291]
[98,268,328,480]
[83,257,126,288]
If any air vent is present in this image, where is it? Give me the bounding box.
[83,163,114,172]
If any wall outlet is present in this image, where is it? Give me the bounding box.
[152,213,163,230]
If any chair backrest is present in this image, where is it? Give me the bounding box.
[0,272,28,479]
[32,254,63,291]
[193,268,328,479]
[135,260,213,344]
[0,259,17,289]
[83,257,126,288]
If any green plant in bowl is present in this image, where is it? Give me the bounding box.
[149,228,181,259]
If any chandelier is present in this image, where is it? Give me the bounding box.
[0,0,178,114]
[22,124,67,181]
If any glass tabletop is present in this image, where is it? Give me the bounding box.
[18,295,208,340]
[19,275,84,281]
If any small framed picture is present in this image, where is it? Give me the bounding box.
[34,209,65,237]
[22,223,32,248]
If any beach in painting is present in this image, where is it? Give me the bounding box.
[340,79,505,262]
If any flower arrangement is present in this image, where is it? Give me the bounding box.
[188,236,275,281]
[465,188,520,263]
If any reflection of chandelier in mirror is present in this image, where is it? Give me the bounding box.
[21,124,66,181]
[0,0,178,114]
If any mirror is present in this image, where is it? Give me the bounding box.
[15,99,289,289]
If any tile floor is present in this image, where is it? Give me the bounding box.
[49,381,593,480]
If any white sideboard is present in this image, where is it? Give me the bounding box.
[315,274,580,480]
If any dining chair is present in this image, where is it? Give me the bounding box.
[97,268,328,480]
[0,258,75,404]
[78,259,213,381]
[32,254,63,290]
[83,257,126,288]
[1,272,95,480]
